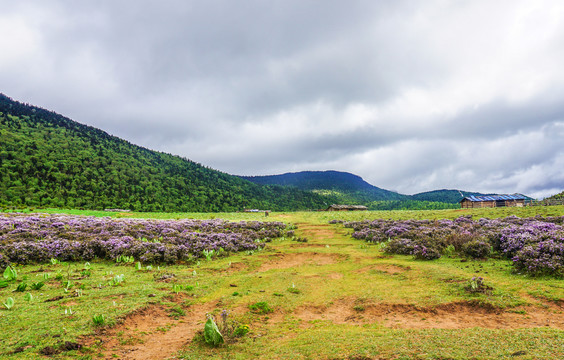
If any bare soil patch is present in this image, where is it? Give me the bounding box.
[291,299,564,330]
[257,252,344,272]
[295,223,344,241]
[355,264,410,275]
[82,300,214,360]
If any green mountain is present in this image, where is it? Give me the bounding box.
[241,171,407,204]
[410,189,492,204]
[0,93,332,212]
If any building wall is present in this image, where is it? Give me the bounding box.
[460,199,525,208]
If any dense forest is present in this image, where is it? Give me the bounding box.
[0,94,334,212]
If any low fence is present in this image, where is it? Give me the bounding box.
[526,199,564,206]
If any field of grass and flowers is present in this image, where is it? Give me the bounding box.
[0,206,562,359]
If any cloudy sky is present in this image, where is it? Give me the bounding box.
[1,1,563,199]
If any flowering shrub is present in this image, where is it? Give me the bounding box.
[334,215,564,275]
[412,245,441,260]
[512,240,564,277]
[384,238,415,255]
[462,240,491,259]
[0,214,287,268]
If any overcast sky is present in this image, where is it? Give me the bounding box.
[1,1,563,199]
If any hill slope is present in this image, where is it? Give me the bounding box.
[0,94,332,212]
[241,171,407,204]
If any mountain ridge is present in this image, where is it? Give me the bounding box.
[241,171,495,205]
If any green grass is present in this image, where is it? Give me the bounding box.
[1,205,563,359]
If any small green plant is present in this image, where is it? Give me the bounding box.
[50,258,60,265]
[465,277,493,294]
[3,297,15,310]
[42,273,50,280]
[202,249,215,261]
[233,324,250,337]
[204,315,224,346]
[353,305,365,312]
[84,262,92,270]
[0,280,8,288]
[15,283,28,292]
[168,305,186,319]
[115,255,135,263]
[92,314,105,326]
[135,261,143,271]
[3,266,17,281]
[287,284,301,294]
[24,293,33,301]
[443,244,457,257]
[30,281,45,290]
[249,301,273,314]
[172,284,182,294]
[62,280,72,290]
[110,274,125,286]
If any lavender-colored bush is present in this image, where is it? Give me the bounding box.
[0,213,287,269]
[412,245,441,260]
[334,215,564,275]
[462,239,491,259]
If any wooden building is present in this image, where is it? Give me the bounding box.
[460,194,527,209]
[325,204,368,211]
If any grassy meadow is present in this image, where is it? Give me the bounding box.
[0,206,563,359]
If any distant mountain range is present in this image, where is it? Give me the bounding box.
[241,171,495,207]
[241,171,407,204]
[1,93,545,212]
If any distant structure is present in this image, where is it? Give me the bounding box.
[325,204,368,211]
[460,194,528,209]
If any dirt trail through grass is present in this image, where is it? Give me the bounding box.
[87,219,564,359]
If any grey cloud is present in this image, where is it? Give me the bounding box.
[1,0,563,199]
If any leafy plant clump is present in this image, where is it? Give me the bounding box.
[3,266,17,281]
[3,297,14,310]
[248,301,273,314]
[464,277,493,294]
[204,315,224,346]
[92,314,105,326]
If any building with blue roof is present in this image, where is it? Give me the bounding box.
[460,194,528,208]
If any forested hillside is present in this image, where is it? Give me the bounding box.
[0,94,333,212]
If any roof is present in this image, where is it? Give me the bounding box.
[460,194,527,202]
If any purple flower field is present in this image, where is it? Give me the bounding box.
[331,215,564,276]
[0,213,288,268]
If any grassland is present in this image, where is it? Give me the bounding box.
[1,206,563,359]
